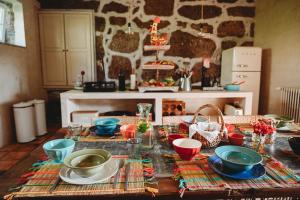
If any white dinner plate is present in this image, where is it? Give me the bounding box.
[59,158,118,185]
[277,123,300,132]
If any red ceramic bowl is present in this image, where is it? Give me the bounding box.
[228,132,245,146]
[173,138,202,161]
[168,134,185,147]
[120,124,136,139]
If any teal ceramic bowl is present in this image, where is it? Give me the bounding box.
[64,149,112,178]
[94,118,120,136]
[224,84,240,91]
[215,145,262,172]
[43,139,75,163]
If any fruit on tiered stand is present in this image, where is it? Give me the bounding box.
[140,77,175,87]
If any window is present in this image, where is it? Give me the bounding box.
[0,4,5,43]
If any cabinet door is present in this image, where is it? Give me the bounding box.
[39,13,67,86]
[64,13,94,86]
[232,47,262,72]
[232,72,261,114]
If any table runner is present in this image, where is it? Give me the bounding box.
[174,154,300,195]
[76,134,127,142]
[5,156,147,200]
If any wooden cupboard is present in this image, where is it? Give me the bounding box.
[39,10,95,88]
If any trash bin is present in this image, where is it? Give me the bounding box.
[32,99,47,136]
[13,102,36,143]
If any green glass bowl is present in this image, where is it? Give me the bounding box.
[64,149,112,178]
[215,145,262,172]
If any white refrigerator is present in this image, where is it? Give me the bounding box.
[221,47,262,114]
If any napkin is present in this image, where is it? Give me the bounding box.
[189,122,222,143]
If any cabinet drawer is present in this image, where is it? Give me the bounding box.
[232,72,260,91]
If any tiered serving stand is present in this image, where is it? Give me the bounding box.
[138,45,179,92]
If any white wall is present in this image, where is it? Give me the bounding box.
[254,0,300,114]
[0,0,45,147]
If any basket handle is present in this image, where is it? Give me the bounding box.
[192,104,225,137]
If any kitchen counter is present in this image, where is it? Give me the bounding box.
[60,90,253,126]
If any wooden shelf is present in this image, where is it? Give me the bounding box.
[144,45,170,51]
[141,64,174,70]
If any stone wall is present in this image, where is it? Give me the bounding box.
[39,0,255,82]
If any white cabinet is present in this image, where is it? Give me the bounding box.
[39,11,95,88]
[232,72,261,114]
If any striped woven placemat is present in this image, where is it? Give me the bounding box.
[9,157,145,199]
[175,154,300,193]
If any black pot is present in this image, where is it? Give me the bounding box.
[288,137,300,156]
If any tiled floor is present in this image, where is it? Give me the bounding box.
[0,125,60,174]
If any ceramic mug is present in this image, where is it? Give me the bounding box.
[43,139,75,163]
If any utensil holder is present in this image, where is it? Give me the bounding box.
[180,77,191,91]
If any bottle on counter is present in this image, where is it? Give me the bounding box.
[130,69,136,90]
[118,70,126,91]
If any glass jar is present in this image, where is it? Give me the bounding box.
[137,103,153,148]
[257,135,266,154]
[265,132,276,144]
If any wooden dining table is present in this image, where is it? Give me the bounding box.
[3,127,300,200]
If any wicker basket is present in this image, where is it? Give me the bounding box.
[191,104,225,148]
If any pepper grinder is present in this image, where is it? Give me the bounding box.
[118,70,126,91]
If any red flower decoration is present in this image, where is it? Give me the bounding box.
[251,119,275,136]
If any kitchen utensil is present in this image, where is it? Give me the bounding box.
[215,145,263,172]
[49,176,61,193]
[208,155,265,180]
[43,139,75,163]
[59,159,118,185]
[173,138,202,161]
[181,77,191,91]
[124,162,131,191]
[64,149,111,178]
[113,159,125,189]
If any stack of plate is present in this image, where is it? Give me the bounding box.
[208,146,265,180]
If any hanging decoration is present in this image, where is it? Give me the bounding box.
[125,0,136,35]
[149,17,169,46]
